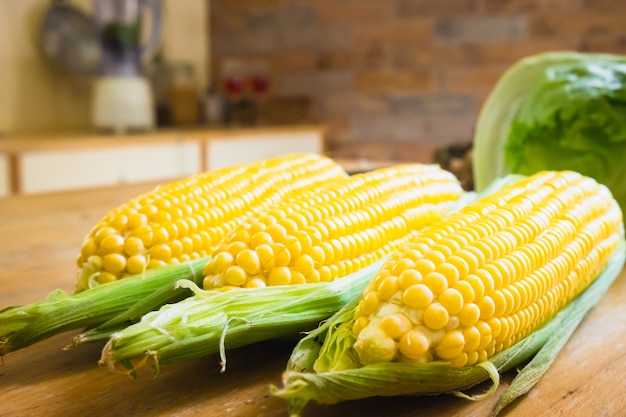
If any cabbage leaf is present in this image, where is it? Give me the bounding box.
[473,51,626,214]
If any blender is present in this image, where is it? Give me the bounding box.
[91,0,161,133]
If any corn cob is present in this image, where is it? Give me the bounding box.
[202,164,464,290]
[273,171,625,416]
[0,154,346,355]
[76,153,346,291]
[98,164,464,376]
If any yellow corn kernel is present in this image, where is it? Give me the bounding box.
[358,291,381,316]
[102,253,126,274]
[96,271,117,285]
[354,171,623,367]
[423,303,449,330]
[268,266,292,286]
[224,265,248,287]
[398,327,431,360]
[236,249,262,275]
[250,231,273,249]
[126,254,148,275]
[123,236,145,256]
[353,326,398,364]
[203,164,464,290]
[79,238,98,259]
[435,330,465,360]
[380,313,413,339]
[398,269,422,290]
[75,153,347,291]
[402,284,434,309]
[438,288,464,316]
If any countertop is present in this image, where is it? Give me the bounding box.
[0,125,327,153]
[1,182,625,417]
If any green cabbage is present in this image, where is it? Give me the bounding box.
[473,51,626,214]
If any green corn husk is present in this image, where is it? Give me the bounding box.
[98,175,480,378]
[271,226,626,416]
[96,182,498,377]
[99,260,386,378]
[0,257,209,355]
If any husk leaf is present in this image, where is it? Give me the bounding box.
[0,257,208,355]
[271,176,626,416]
[272,236,626,417]
[99,260,386,377]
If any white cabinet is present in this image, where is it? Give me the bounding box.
[18,141,201,195]
[204,130,324,169]
[0,125,326,196]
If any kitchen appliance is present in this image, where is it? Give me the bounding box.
[91,0,162,133]
[39,0,162,133]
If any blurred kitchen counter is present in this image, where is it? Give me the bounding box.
[0,125,328,197]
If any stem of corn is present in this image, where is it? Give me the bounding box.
[0,257,208,355]
[99,260,385,378]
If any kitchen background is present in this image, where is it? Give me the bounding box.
[0,0,209,132]
[211,0,626,161]
[1,0,625,171]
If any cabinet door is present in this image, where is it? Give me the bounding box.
[18,141,201,195]
[205,130,323,170]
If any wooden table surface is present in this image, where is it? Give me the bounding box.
[1,182,625,417]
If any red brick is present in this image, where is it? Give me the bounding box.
[580,35,626,54]
[316,1,394,25]
[267,51,354,72]
[213,31,281,55]
[439,65,509,97]
[348,113,430,142]
[435,15,527,42]
[210,12,248,33]
[583,0,626,10]
[245,5,317,30]
[353,43,395,71]
[277,70,353,96]
[473,39,580,64]
[355,70,435,93]
[389,93,476,117]
[480,0,583,13]
[529,11,626,37]
[426,113,478,144]
[281,27,352,51]
[214,0,285,12]
[321,93,390,115]
[315,51,354,70]
[397,0,479,16]
[266,53,319,72]
[393,44,476,69]
[354,19,432,45]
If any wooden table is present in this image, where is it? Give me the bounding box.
[1,182,625,417]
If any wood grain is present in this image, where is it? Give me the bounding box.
[0,182,625,417]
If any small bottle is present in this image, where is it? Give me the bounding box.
[169,63,200,126]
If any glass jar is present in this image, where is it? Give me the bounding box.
[168,63,200,126]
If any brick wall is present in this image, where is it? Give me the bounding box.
[210,0,626,163]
